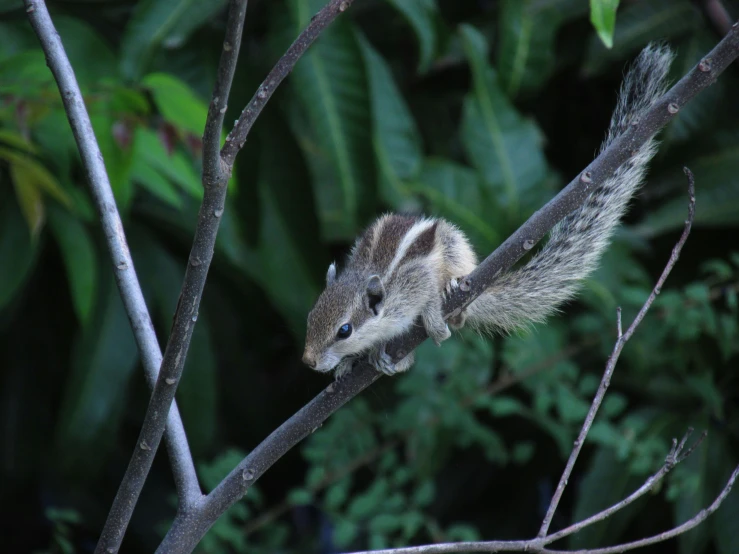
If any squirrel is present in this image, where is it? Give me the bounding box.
[302,44,674,378]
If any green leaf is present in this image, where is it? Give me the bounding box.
[130,156,183,208]
[590,0,620,49]
[356,32,422,211]
[637,134,739,236]
[132,127,203,199]
[278,2,374,240]
[142,73,209,137]
[409,158,499,252]
[0,50,54,96]
[54,16,116,85]
[0,129,38,153]
[459,25,549,221]
[583,0,696,76]
[120,0,226,80]
[1,146,72,210]
[383,0,439,72]
[55,272,139,476]
[48,208,98,326]
[0,196,38,311]
[9,162,45,237]
[288,489,313,506]
[497,0,587,97]
[254,114,325,339]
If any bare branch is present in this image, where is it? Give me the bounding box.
[547,465,739,554]
[202,0,249,184]
[220,0,355,168]
[94,1,248,552]
[23,0,201,513]
[692,0,736,38]
[537,166,696,538]
[542,429,705,545]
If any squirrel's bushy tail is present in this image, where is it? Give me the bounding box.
[465,43,674,333]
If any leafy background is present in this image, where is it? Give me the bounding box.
[1,0,739,552]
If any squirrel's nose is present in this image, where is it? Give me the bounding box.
[302,351,317,369]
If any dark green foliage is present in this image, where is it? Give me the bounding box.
[1,0,738,552]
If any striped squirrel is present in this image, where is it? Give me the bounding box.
[302,44,674,378]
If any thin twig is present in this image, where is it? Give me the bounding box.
[546,465,739,554]
[538,167,696,538]
[94,2,248,553]
[220,0,355,168]
[22,0,201,512]
[692,0,735,37]
[542,429,705,545]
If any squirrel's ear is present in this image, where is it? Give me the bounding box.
[326,262,337,285]
[366,275,385,315]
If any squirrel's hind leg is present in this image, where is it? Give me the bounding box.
[422,293,452,346]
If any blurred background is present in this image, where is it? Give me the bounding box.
[1,0,739,552]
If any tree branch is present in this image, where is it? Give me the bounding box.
[166,16,738,541]
[537,167,696,537]
[23,0,201,514]
[94,1,249,552]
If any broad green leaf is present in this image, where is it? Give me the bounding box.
[256,117,324,338]
[497,0,586,97]
[48,208,98,326]
[120,0,226,80]
[569,447,644,549]
[409,158,499,252]
[133,127,203,199]
[637,134,739,236]
[0,195,38,310]
[278,1,374,240]
[32,109,78,180]
[383,0,439,72]
[590,0,620,49]
[459,25,549,222]
[54,16,116,85]
[356,32,422,211]
[55,272,139,475]
[583,0,696,76]
[142,73,209,137]
[130,156,183,208]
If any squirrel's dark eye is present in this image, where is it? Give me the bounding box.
[336,323,352,339]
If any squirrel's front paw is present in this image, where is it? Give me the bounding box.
[444,277,461,299]
[370,347,414,376]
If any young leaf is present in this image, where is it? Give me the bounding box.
[48,208,98,326]
[583,0,696,76]
[590,0,620,49]
[356,32,422,211]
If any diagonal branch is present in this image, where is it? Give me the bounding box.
[22,0,201,514]
[94,1,249,552]
[161,23,739,554]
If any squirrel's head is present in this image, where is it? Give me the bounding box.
[303,262,386,373]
